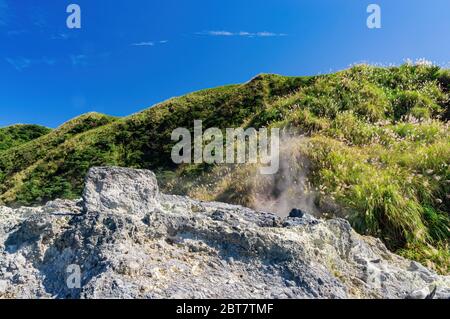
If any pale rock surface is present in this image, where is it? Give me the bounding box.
[0,167,449,299]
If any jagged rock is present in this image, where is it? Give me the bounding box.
[0,167,449,299]
[82,167,159,215]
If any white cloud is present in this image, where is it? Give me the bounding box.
[5,56,56,71]
[51,33,70,40]
[206,31,234,36]
[5,57,31,71]
[256,31,284,37]
[131,41,154,46]
[42,57,56,66]
[197,30,287,38]
[70,54,88,66]
[131,40,168,47]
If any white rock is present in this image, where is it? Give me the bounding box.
[82,167,159,215]
[0,167,448,299]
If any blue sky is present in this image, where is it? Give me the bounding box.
[1,0,449,128]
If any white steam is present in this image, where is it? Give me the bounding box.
[251,135,320,217]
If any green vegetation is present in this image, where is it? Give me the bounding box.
[0,124,51,152]
[0,113,117,204]
[0,64,448,273]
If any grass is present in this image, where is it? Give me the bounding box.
[0,124,51,152]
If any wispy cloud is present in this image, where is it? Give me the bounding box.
[131,40,168,47]
[6,29,27,36]
[5,57,31,71]
[51,33,70,40]
[203,31,234,36]
[196,30,287,37]
[256,31,287,37]
[4,56,55,71]
[70,54,88,66]
[42,57,56,66]
[131,41,155,47]
[69,52,113,67]
[32,10,47,29]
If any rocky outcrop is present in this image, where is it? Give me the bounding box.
[0,167,449,299]
[82,167,160,215]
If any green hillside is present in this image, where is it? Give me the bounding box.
[0,113,117,204]
[0,124,51,152]
[0,64,449,273]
